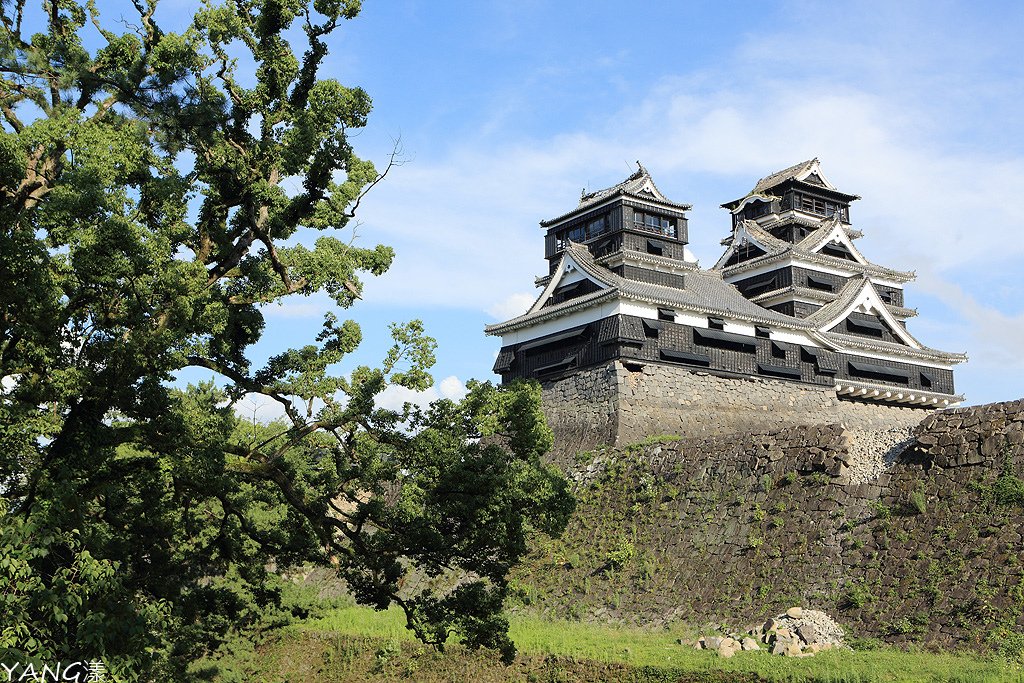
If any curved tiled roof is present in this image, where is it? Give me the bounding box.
[752,159,820,194]
[818,330,968,364]
[486,243,816,335]
[803,276,872,327]
[721,220,916,284]
[541,163,691,226]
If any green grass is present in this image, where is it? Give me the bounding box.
[301,606,1024,682]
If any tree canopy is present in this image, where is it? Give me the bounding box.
[0,0,573,678]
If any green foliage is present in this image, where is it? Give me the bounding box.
[841,579,875,609]
[908,490,928,515]
[991,471,1024,508]
[750,503,765,522]
[0,0,573,677]
[991,628,1024,663]
[803,471,831,488]
[604,539,636,569]
[869,500,893,522]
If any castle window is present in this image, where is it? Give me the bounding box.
[661,348,711,367]
[757,362,801,380]
[634,212,676,238]
[848,360,910,384]
[846,317,886,337]
[493,348,515,373]
[646,239,663,256]
[797,194,847,220]
[535,354,578,377]
[821,241,856,261]
[707,317,724,330]
[771,342,786,359]
[658,308,676,322]
[555,213,610,250]
[587,216,608,237]
[806,274,834,292]
[519,327,587,352]
[920,371,934,389]
[694,327,756,353]
[755,325,770,338]
[801,346,839,375]
[643,319,663,338]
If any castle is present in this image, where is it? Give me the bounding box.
[485,160,967,446]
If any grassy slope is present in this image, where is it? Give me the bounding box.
[213,605,1024,683]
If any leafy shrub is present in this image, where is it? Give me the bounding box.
[841,579,874,609]
[605,539,636,569]
[992,629,1024,663]
[870,500,892,522]
[993,472,1024,508]
[908,490,928,515]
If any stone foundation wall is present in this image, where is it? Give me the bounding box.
[540,363,620,454]
[541,360,933,450]
[517,399,1024,649]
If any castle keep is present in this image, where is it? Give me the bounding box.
[485,160,967,445]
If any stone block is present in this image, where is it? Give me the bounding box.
[797,624,818,644]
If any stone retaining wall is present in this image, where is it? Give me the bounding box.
[541,360,933,451]
[519,399,1024,650]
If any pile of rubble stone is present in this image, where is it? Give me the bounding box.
[693,607,844,658]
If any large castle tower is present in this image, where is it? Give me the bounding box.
[485,162,966,446]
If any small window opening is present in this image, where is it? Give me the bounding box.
[806,274,834,292]
[657,308,675,322]
[707,317,725,330]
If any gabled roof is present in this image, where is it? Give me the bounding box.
[717,220,915,283]
[541,163,691,227]
[752,158,833,194]
[804,277,922,348]
[485,242,817,335]
[796,214,870,265]
[723,159,860,210]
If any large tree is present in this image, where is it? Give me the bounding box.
[0,0,572,679]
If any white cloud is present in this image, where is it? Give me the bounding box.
[915,274,1024,370]
[374,375,467,412]
[359,83,1023,311]
[487,292,535,320]
[438,375,468,401]
[232,393,292,424]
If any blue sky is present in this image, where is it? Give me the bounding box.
[187,1,1024,412]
